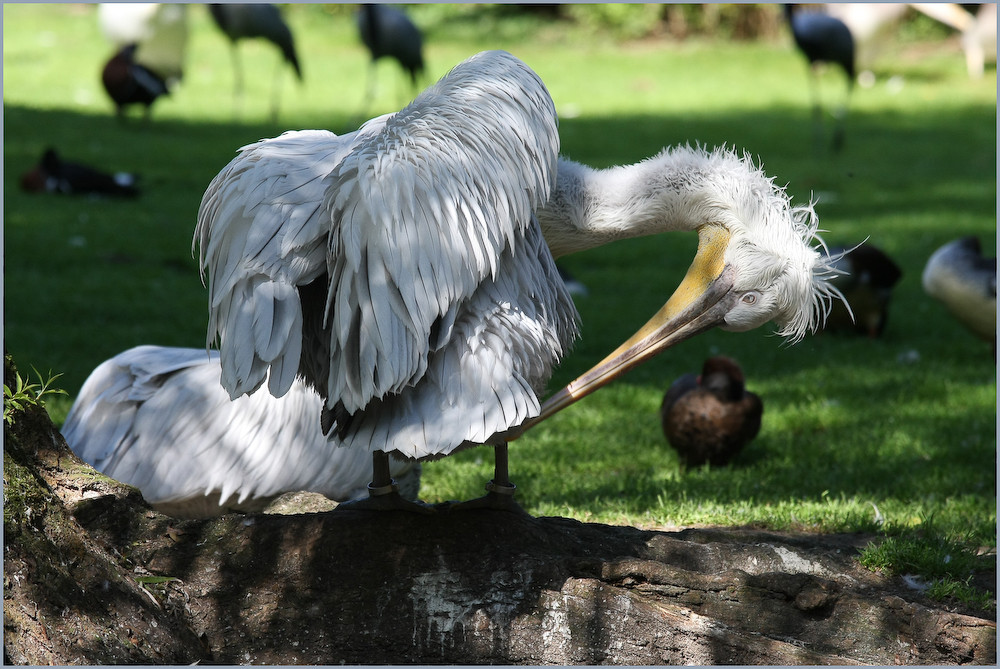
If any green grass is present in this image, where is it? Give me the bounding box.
[859,518,995,609]
[3,3,995,585]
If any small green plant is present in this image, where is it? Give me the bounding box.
[3,366,67,426]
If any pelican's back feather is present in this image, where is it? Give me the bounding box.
[62,346,420,518]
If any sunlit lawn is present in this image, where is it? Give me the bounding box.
[3,5,995,552]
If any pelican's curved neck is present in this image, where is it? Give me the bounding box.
[537,154,716,259]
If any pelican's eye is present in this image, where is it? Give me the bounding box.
[721,290,772,333]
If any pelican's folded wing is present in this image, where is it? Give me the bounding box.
[195,129,354,399]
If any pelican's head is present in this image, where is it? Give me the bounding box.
[521,147,845,432]
[680,164,841,343]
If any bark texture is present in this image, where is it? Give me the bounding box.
[3,358,996,665]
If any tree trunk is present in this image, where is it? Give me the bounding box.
[4,359,996,665]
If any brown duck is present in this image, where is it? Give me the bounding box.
[660,356,763,467]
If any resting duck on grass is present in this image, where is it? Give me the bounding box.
[660,356,763,467]
[20,148,139,198]
[825,244,902,338]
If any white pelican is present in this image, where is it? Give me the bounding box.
[62,345,420,518]
[922,236,997,347]
[195,50,842,512]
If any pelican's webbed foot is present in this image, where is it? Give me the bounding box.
[444,479,530,515]
[337,481,435,514]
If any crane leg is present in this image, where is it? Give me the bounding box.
[352,61,378,127]
[336,450,433,513]
[269,58,284,123]
[808,68,825,155]
[230,45,244,119]
[831,82,852,153]
[448,443,528,514]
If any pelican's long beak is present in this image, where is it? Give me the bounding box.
[502,225,737,442]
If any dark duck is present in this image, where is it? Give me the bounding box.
[922,236,996,348]
[101,43,169,120]
[660,356,763,468]
[20,148,139,198]
[825,244,903,337]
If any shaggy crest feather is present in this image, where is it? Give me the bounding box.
[704,147,845,343]
[655,145,842,342]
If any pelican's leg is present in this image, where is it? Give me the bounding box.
[487,442,517,497]
[336,451,433,514]
[448,443,528,514]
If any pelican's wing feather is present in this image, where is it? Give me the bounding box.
[341,221,579,459]
[62,346,421,518]
[195,128,359,399]
[321,50,560,413]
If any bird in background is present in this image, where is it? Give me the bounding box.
[960,3,996,80]
[62,346,421,519]
[922,236,997,351]
[101,43,170,120]
[900,3,995,79]
[208,3,302,122]
[660,356,763,468]
[825,244,902,338]
[823,3,904,81]
[20,147,139,198]
[194,50,844,514]
[784,4,855,153]
[355,4,425,117]
[97,3,188,87]
[824,3,994,84]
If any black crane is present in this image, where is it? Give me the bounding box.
[356,4,425,114]
[101,43,169,121]
[784,4,855,152]
[208,4,302,121]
